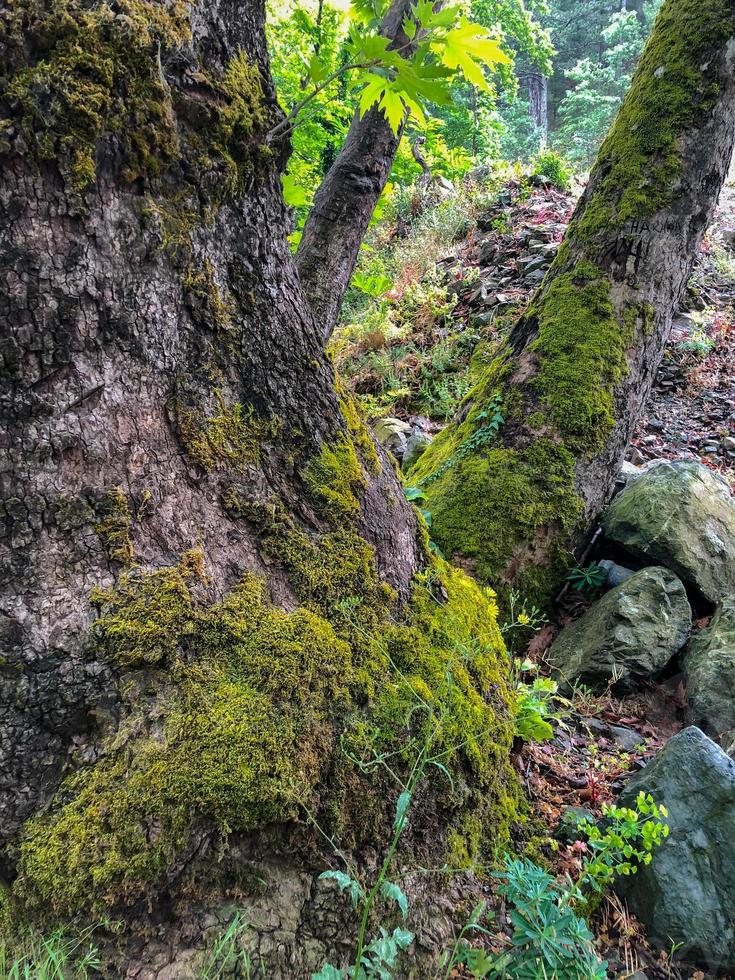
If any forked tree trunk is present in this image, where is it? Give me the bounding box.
[0,1,519,974]
[409,0,735,605]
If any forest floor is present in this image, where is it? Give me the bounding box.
[337,173,735,979]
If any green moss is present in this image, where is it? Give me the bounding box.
[90,548,204,668]
[411,432,582,604]
[305,435,367,522]
[94,488,134,567]
[529,261,632,451]
[177,393,279,472]
[1,2,269,198]
[16,546,520,917]
[575,0,733,235]
[17,572,352,916]
[2,0,190,191]
[183,259,235,330]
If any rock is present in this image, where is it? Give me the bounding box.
[584,716,645,753]
[598,558,636,589]
[373,417,411,460]
[684,596,735,737]
[616,727,735,969]
[722,435,735,452]
[626,446,647,465]
[619,459,643,483]
[402,424,433,471]
[720,226,735,248]
[603,460,735,602]
[548,567,691,692]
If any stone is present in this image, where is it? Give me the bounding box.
[684,596,735,737]
[402,424,433,471]
[616,727,735,970]
[603,460,735,602]
[373,417,411,460]
[548,567,691,692]
[722,435,735,452]
[598,558,636,589]
[584,716,645,753]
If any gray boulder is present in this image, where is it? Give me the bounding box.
[548,567,691,692]
[603,460,735,602]
[617,727,735,970]
[684,596,735,737]
[373,417,411,461]
[402,422,432,471]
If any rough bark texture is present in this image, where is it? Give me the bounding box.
[295,0,415,343]
[0,1,520,973]
[409,0,735,605]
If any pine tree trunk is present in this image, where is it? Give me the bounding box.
[0,2,518,972]
[409,0,735,605]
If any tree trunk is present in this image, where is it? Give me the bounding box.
[409,0,735,606]
[295,0,416,344]
[0,0,517,972]
[528,70,548,149]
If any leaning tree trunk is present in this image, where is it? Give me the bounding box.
[295,0,417,343]
[409,0,735,605]
[0,0,518,973]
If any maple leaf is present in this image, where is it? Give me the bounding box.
[432,18,511,92]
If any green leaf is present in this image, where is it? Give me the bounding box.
[432,18,511,93]
[380,881,409,920]
[394,790,411,829]
[402,14,417,40]
[311,965,343,980]
[307,54,330,84]
[319,870,365,908]
[282,173,311,209]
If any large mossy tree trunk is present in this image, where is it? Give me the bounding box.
[409,0,735,605]
[0,0,519,974]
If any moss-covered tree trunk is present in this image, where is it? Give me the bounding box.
[409,0,735,604]
[0,1,518,973]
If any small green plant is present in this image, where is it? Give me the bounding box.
[197,911,260,979]
[352,272,394,301]
[532,149,573,191]
[420,396,504,487]
[578,792,669,894]
[0,926,101,980]
[566,561,606,594]
[514,668,566,744]
[486,857,607,979]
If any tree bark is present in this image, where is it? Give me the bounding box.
[528,70,548,149]
[409,0,735,605]
[295,0,417,343]
[0,1,519,972]
[0,0,420,922]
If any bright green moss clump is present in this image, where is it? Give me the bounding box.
[305,435,367,522]
[530,261,632,451]
[2,0,190,191]
[177,394,280,472]
[0,0,269,195]
[410,429,583,602]
[577,0,733,234]
[16,545,519,917]
[17,573,352,916]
